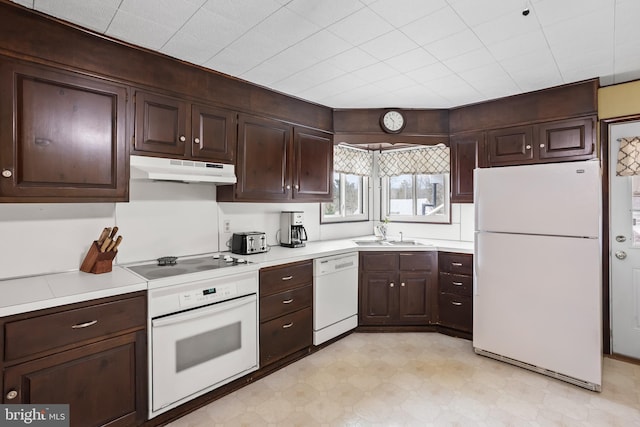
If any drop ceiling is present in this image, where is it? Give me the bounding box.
[10,0,640,109]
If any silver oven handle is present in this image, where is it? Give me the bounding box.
[152,294,256,328]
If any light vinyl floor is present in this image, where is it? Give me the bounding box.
[166,333,640,426]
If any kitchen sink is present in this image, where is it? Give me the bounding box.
[353,240,430,247]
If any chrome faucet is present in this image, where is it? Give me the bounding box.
[376,224,387,240]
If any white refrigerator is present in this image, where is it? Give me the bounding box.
[473,160,602,391]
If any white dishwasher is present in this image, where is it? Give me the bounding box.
[313,252,359,345]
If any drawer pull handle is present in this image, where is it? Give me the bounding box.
[6,389,18,400]
[451,262,463,267]
[281,276,293,281]
[451,301,463,306]
[282,322,293,329]
[72,320,98,329]
[452,281,463,286]
[282,298,294,304]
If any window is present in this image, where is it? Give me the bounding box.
[322,172,369,222]
[379,145,450,224]
[382,173,450,223]
[322,144,372,223]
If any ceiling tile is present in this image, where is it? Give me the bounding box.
[107,10,176,50]
[406,62,453,84]
[118,0,205,31]
[285,0,364,28]
[294,30,353,61]
[442,48,497,74]
[373,74,418,92]
[458,62,515,86]
[389,84,451,108]
[200,0,282,29]
[486,30,549,62]
[325,48,379,73]
[12,0,32,7]
[254,7,320,48]
[367,0,448,28]
[288,61,347,86]
[534,0,612,27]
[472,11,542,46]
[352,62,398,83]
[449,0,522,27]
[272,73,321,94]
[424,29,484,61]
[33,0,120,33]
[328,8,394,45]
[385,48,438,73]
[402,6,467,46]
[359,30,419,61]
[299,73,368,100]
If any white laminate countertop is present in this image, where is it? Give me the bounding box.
[0,237,473,318]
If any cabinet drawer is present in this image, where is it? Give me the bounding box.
[360,252,398,271]
[4,296,146,362]
[438,293,472,333]
[260,307,312,366]
[438,252,473,275]
[260,285,312,322]
[260,260,312,296]
[399,252,435,271]
[439,273,472,297]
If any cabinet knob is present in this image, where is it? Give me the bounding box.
[6,389,18,400]
[526,145,531,150]
[390,282,394,288]
[285,185,291,190]
[401,282,405,287]
[1,169,12,178]
[539,143,545,148]
[294,184,299,190]
[194,137,200,144]
[179,135,186,142]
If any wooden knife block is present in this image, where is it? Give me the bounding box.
[80,241,117,274]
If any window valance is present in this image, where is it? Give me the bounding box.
[333,144,373,176]
[378,145,450,177]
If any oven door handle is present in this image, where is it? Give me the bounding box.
[152,294,256,328]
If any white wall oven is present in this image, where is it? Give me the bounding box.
[127,255,259,419]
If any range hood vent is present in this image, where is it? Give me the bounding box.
[130,155,236,184]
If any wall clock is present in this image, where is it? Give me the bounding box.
[380,110,406,134]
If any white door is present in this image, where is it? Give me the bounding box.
[609,120,640,359]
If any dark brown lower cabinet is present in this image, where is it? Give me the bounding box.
[438,252,473,334]
[1,292,147,427]
[259,261,313,367]
[359,252,436,326]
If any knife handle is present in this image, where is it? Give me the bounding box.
[109,235,123,252]
[109,226,119,239]
[100,238,112,253]
[97,227,110,245]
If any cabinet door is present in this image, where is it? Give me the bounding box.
[487,125,534,166]
[359,271,397,325]
[3,331,146,427]
[260,307,312,367]
[234,114,291,201]
[398,272,432,324]
[438,293,472,333]
[134,90,187,156]
[537,117,595,161]
[450,133,482,203]
[190,103,236,163]
[0,59,128,201]
[292,127,333,201]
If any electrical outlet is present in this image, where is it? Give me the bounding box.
[223,220,231,233]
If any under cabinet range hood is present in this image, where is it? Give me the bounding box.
[130,155,236,184]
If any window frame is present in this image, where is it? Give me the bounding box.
[321,172,369,223]
[381,172,451,224]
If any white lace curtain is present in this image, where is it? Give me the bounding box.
[378,145,450,177]
[333,144,373,176]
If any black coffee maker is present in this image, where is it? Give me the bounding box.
[280,211,308,248]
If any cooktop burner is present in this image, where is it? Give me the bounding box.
[128,254,250,281]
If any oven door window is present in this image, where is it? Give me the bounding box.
[151,294,258,412]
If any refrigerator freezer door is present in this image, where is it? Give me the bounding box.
[474,160,601,238]
[473,231,602,387]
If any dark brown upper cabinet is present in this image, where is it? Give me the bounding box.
[0,57,128,202]
[486,116,595,167]
[450,133,483,203]
[133,90,236,163]
[217,114,333,203]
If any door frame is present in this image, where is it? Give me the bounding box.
[600,114,640,355]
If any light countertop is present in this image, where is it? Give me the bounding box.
[0,237,472,318]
